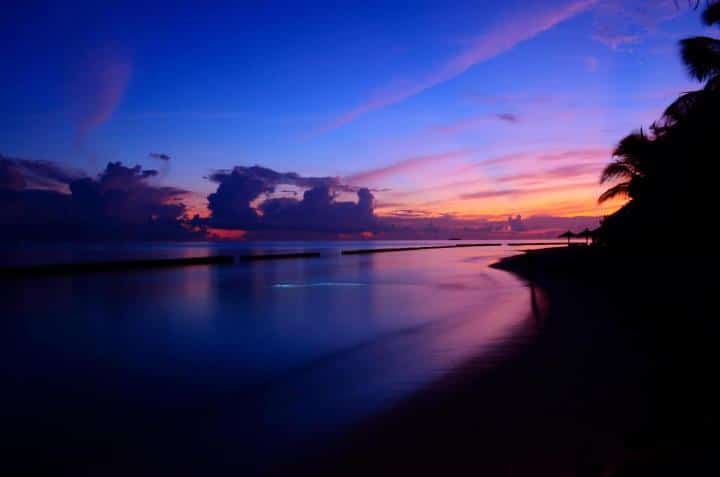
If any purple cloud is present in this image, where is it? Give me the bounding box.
[0,158,197,241]
[207,166,377,232]
[0,155,82,192]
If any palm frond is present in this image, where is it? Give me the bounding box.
[598,182,631,204]
[612,130,653,167]
[702,2,720,25]
[601,162,634,183]
[681,36,720,82]
[704,74,720,91]
[663,90,705,122]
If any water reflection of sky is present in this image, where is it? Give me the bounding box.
[2,243,541,474]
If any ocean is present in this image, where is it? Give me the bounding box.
[2,240,562,474]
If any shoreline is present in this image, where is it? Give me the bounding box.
[0,243,532,277]
[284,247,719,476]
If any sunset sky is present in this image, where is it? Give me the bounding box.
[1,0,712,238]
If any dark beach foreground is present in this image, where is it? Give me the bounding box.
[284,246,720,476]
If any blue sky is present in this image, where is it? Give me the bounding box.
[1,0,712,225]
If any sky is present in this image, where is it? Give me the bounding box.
[0,0,714,239]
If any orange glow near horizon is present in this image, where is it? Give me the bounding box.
[208,228,248,240]
[181,146,627,227]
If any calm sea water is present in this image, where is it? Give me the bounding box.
[1,241,561,474]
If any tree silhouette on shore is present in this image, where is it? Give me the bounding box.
[598,1,720,248]
[598,129,654,204]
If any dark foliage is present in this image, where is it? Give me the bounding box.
[598,1,720,248]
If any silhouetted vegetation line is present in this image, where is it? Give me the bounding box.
[597,1,720,248]
[0,255,234,277]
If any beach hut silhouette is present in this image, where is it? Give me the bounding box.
[559,230,575,245]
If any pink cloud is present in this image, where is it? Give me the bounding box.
[460,180,599,200]
[485,147,610,167]
[315,0,598,134]
[495,163,603,184]
[344,149,472,185]
[537,148,611,162]
[381,147,610,200]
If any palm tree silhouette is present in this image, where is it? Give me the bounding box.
[662,2,720,126]
[682,3,720,82]
[598,129,654,204]
[597,1,720,248]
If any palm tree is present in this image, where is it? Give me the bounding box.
[597,2,720,247]
[662,1,720,126]
[598,129,654,203]
[681,2,720,82]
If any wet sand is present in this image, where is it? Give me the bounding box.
[285,247,719,476]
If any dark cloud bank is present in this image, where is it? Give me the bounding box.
[206,166,376,233]
[0,157,379,241]
[1,155,599,241]
[0,155,195,241]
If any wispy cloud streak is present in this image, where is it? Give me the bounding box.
[460,180,599,200]
[316,0,597,133]
[344,150,471,185]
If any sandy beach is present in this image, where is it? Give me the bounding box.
[285,247,719,476]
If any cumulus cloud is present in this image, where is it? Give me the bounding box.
[208,165,349,191]
[69,162,188,226]
[0,158,198,241]
[207,165,377,233]
[1,157,607,241]
[0,155,82,192]
[260,187,376,232]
